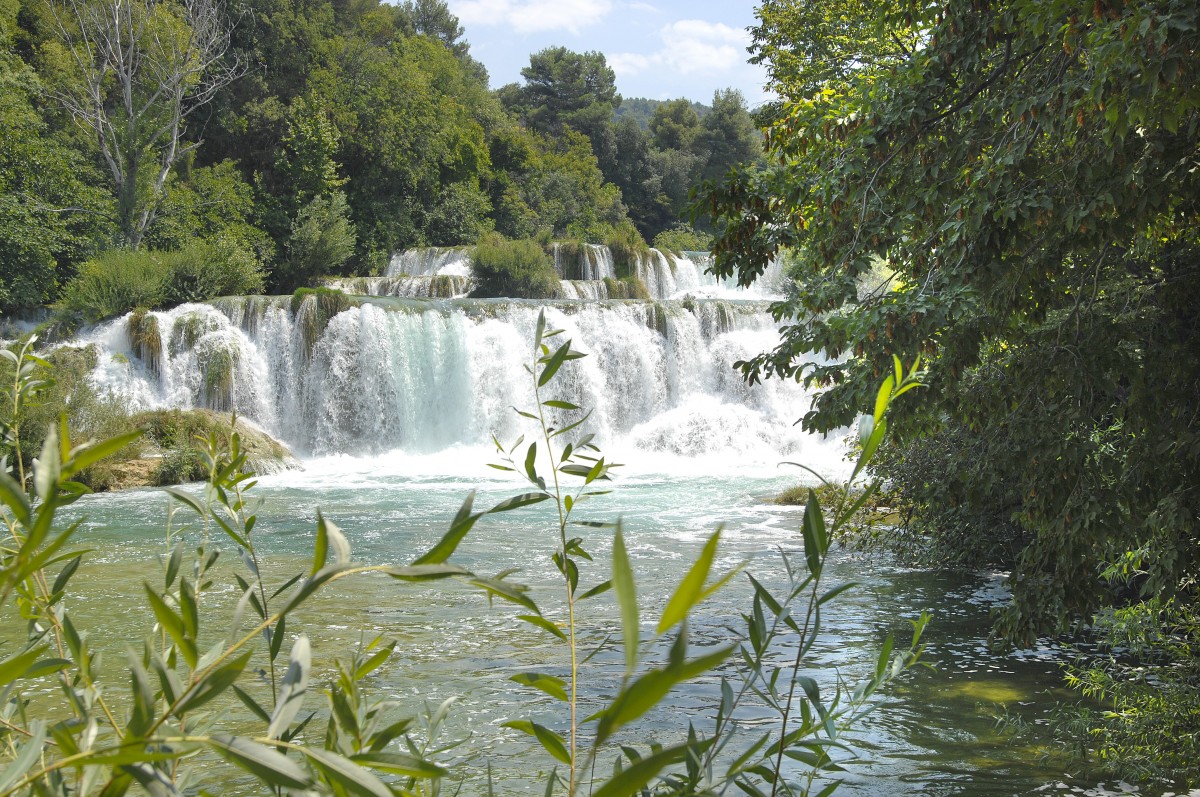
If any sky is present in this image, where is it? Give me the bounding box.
[444,0,772,108]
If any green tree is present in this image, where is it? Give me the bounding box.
[47,0,243,248]
[695,88,760,184]
[511,46,620,145]
[282,190,356,290]
[706,0,1200,651]
[649,98,701,151]
[0,50,110,311]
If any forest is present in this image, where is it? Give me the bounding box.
[0,0,759,318]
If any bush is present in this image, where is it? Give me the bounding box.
[604,220,649,278]
[281,191,357,291]
[470,233,560,299]
[55,249,171,323]
[56,236,267,324]
[653,225,713,254]
[162,236,266,304]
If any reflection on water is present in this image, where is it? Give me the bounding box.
[50,459,1155,796]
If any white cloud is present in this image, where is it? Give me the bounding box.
[609,18,751,78]
[449,0,613,34]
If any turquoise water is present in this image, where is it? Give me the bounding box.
[55,449,1115,796]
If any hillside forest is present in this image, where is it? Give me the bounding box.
[0,0,760,317]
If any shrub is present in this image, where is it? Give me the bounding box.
[162,236,266,305]
[282,191,357,291]
[654,224,713,255]
[470,233,560,299]
[55,249,171,322]
[604,220,649,278]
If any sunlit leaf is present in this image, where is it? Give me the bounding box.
[612,527,639,676]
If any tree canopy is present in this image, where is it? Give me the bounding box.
[708,0,1200,643]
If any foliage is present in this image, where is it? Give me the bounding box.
[161,236,267,304]
[469,233,560,299]
[0,51,111,312]
[603,220,649,278]
[55,249,171,323]
[694,89,762,185]
[141,160,273,262]
[46,0,243,247]
[650,99,702,150]
[282,191,357,291]
[507,46,619,143]
[1062,597,1200,786]
[653,225,712,255]
[707,0,1200,782]
[707,0,1200,636]
[487,325,929,796]
[55,238,265,322]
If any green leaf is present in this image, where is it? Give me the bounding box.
[577,580,612,600]
[489,492,550,513]
[0,721,46,793]
[657,529,722,634]
[470,575,538,613]
[612,527,639,676]
[144,585,196,669]
[163,487,205,517]
[268,634,310,739]
[524,442,538,482]
[518,614,567,641]
[302,747,393,797]
[62,431,143,478]
[350,751,447,779]
[510,672,568,701]
[174,650,253,715]
[591,743,688,797]
[538,341,573,387]
[801,492,824,577]
[597,646,732,744]
[231,685,271,724]
[385,564,472,581]
[128,653,156,737]
[0,646,47,687]
[502,720,571,765]
[0,470,32,526]
[353,641,395,680]
[208,734,313,790]
[874,372,895,423]
[542,400,580,410]
[413,492,481,565]
[33,425,61,501]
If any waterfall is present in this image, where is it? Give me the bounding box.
[323,275,472,298]
[373,245,787,301]
[80,297,839,466]
[386,247,472,277]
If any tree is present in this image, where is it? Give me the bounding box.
[281,190,356,290]
[48,0,242,247]
[649,98,701,151]
[695,88,760,184]
[0,49,110,311]
[707,0,1200,647]
[514,46,619,144]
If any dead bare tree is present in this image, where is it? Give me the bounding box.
[49,0,244,248]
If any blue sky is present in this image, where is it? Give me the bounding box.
[444,0,771,108]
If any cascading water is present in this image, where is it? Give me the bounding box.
[79,292,844,472]
[386,247,472,277]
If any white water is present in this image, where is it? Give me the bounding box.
[79,297,846,475]
[386,247,472,277]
